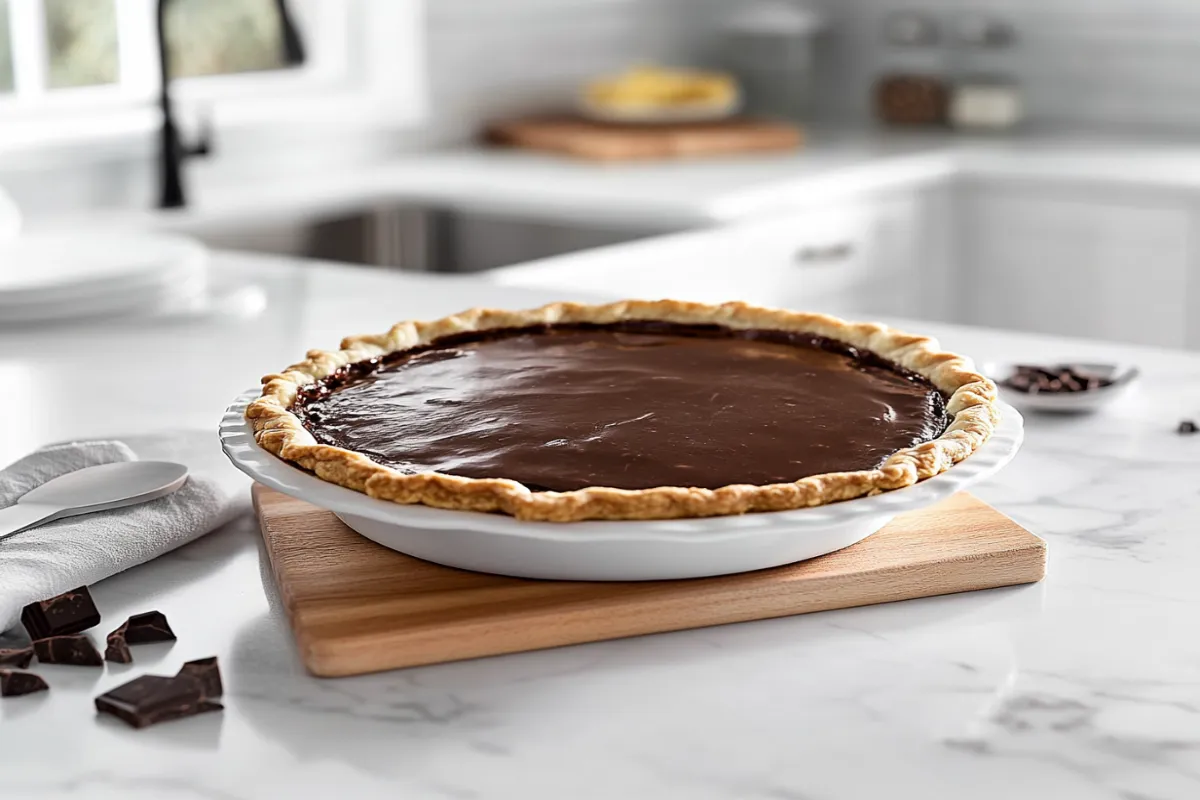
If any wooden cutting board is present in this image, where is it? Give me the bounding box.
[254,486,1045,677]
[485,116,803,162]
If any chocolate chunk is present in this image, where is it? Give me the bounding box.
[21,586,101,640]
[121,611,176,645]
[0,647,34,669]
[1003,364,1114,395]
[103,611,176,663]
[1179,420,1198,435]
[95,674,222,729]
[104,632,133,664]
[0,669,48,697]
[33,635,103,667]
[176,657,223,698]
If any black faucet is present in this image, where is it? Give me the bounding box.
[154,0,209,209]
[154,0,306,209]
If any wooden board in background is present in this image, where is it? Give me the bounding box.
[485,116,803,162]
[254,486,1045,677]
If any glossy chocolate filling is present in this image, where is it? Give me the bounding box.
[295,322,949,492]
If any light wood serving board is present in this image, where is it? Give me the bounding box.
[485,116,803,161]
[253,486,1045,677]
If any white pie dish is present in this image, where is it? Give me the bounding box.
[221,390,1023,581]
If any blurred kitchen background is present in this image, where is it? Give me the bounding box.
[2,0,1199,348]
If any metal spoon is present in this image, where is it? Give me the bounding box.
[0,461,189,541]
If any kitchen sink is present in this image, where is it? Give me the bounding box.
[183,204,665,273]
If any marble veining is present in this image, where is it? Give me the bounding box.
[0,254,1198,799]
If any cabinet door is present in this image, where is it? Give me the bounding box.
[487,205,874,306]
[666,193,923,317]
[716,204,881,311]
[488,192,926,319]
[966,188,1191,347]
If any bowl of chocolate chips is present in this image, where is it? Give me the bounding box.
[985,361,1139,413]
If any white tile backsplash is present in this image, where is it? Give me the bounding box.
[422,0,719,142]
[426,0,1200,134]
[809,0,1200,131]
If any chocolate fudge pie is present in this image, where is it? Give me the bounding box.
[247,301,998,521]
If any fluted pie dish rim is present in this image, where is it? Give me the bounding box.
[243,300,999,522]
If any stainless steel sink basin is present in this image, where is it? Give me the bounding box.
[184,204,664,273]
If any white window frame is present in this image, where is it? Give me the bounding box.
[0,0,425,154]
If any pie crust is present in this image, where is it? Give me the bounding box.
[246,300,999,522]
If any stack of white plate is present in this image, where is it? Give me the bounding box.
[0,232,209,325]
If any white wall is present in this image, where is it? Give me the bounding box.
[421,0,720,145]
[810,0,1200,132]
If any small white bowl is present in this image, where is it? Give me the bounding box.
[984,361,1139,414]
[221,390,1024,581]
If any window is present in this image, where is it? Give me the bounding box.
[1,0,301,102]
[0,0,424,154]
[45,0,119,88]
[0,1,14,93]
[166,0,287,78]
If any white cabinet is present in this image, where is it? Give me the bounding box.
[492,176,1199,350]
[729,192,925,318]
[962,184,1194,348]
[490,190,933,320]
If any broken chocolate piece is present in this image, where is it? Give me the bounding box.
[0,647,34,669]
[95,674,222,729]
[21,586,101,640]
[121,611,176,645]
[0,669,48,697]
[1002,364,1114,395]
[33,634,103,667]
[103,611,176,664]
[104,633,132,664]
[1178,419,1198,435]
[176,657,223,698]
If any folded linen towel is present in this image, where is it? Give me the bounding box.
[0,434,248,633]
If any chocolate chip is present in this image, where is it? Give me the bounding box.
[0,670,48,697]
[1179,420,1199,435]
[0,647,34,669]
[95,657,223,729]
[21,586,101,641]
[104,633,132,664]
[176,657,223,698]
[1002,364,1114,395]
[33,635,103,667]
[121,611,176,645]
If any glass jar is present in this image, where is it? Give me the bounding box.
[720,1,824,121]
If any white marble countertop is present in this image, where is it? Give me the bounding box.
[2,252,1200,799]
[30,128,1200,237]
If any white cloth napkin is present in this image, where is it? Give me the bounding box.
[0,434,249,633]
